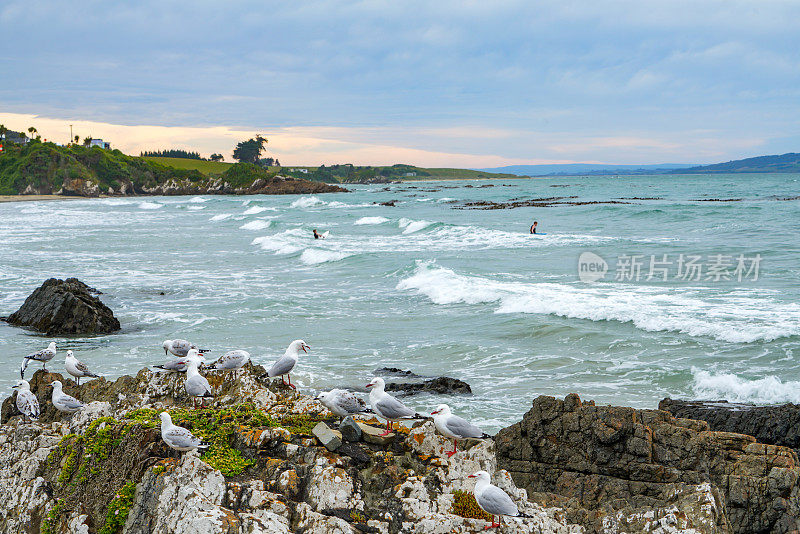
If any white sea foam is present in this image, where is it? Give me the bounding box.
[251,230,304,255]
[138,201,163,210]
[692,368,800,404]
[355,216,390,225]
[189,196,209,203]
[300,249,352,265]
[187,205,205,211]
[397,261,800,343]
[290,196,324,208]
[210,213,232,221]
[243,206,270,215]
[239,220,271,230]
[99,199,135,206]
[437,197,456,202]
[398,218,434,234]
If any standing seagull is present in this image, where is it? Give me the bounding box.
[21,342,56,378]
[264,340,310,389]
[154,350,205,372]
[467,471,532,529]
[50,380,85,414]
[65,350,99,386]
[366,377,426,436]
[431,404,490,458]
[208,350,250,371]
[12,379,40,422]
[316,389,373,421]
[162,339,210,358]
[184,357,213,408]
[159,412,208,453]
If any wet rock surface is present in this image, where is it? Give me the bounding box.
[496,393,800,534]
[659,398,800,455]
[4,278,120,336]
[385,376,472,396]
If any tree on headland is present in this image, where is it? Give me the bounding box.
[232,135,267,164]
[0,124,7,140]
[28,127,37,139]
[210,153,224,162]
[83,136,93,146]
[74,135,80,144]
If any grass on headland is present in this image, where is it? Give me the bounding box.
[141,156,232,175]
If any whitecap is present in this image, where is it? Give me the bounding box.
[240,220,271,230]
[187,205,205,211]
[189,196,209,203]
[243,206,270,215]
[300,249,352,265]
[210,213,232,221]
[355,216,390,225]
[692,368,800,404]
[398,218,434,234]
[251,231,303,255]
[290,196,324,208]
[138,201,163,210]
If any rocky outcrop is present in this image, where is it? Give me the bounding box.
[376,368,473,396]
[659,399,800,456]
[0,365,579,534]
[496,393,800,534]
[4,278,120,336]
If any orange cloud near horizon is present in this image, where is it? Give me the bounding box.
[0,112,579,169]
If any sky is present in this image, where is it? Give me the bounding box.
[1,1,798,167]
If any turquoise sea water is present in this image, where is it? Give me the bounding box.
[1,174,799,431]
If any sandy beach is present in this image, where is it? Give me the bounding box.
[0,195,88,203]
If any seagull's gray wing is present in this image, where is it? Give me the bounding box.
[164,426,203,449]
[376,395,415,420]
[212,350,249,370]
[27,348,53,362]
[185,374,212,397]
[267,355,296,377]
[75,359,98,377]
[478,485,518,517]
[17,391,40,419]
[336,391,368,414]
[171,339,193,356]
[56,394,84,411]
[445,415,485,439]
[156,358,188,372]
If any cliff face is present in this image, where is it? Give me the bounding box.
[0,366,576,534]
[496,394,800,534]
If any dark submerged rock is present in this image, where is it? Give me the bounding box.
[5,278,121,335]
[385,376,472,396]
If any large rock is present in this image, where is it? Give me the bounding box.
[659,398,800,455]
[496,393,800,534]
[4,278,120,335]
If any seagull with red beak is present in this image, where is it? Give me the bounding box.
[366,377,426,436]
[431,404,490,458]
[467,470,532,530]
[265,340,310,390]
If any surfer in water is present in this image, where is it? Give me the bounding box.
[530,221,538,234]
[313,229,321,239]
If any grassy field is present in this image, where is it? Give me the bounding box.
[143,157,232,175]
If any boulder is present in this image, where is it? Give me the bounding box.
[4,278,120,335]
[386,376,472,396]
[339,416,362,442]
[659,398,800,455]
[312,422,342,451]
[496,393,800,534]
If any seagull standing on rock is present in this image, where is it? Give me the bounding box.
[208,350,250,371]
[162,339,210,358]
[21,342,56,378]
[366,377,426,436]
[154,350,205,372]
[50,380,85,414]
[65,350,99,385]
[431,404,490,458]
[468,471,532,530]
[159,412,208,453]
[315,389,373,421]
[12,379,40,422]
[184,356,213,408]
[263,340,310,389]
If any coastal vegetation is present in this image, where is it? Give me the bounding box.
[140,149,204,160]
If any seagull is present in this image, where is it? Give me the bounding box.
[431,404,490,458]
[315,389,373,421]
[208,350,250,371]
[159,412,209,453]
[153,350,205,372]
[162,339,210,358]
[366,377,426,436]
[65,350,99,386]
[263,340,310,389]
[12,379,40,422]
[21,341,56,378]
[184,356,213,408]
[468,471,532,530]
[50,380,84,414]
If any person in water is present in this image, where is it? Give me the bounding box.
[530,221,538,234]
[313,229,321,239]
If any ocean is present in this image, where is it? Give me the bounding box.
[1,174,798,432]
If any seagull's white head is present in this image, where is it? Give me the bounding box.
[162,340,172,354]
[467,470,491,482]
[159,412,173,425]
[315,391,330,402]
[48,342,57,350]
[365,377,385,391]
[65,350,75,360]
[431,404,451,416]
[288,339,310,355]
[12,379,30,391]
[50,380,63,390]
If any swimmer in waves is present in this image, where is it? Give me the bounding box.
[313,229,329,239]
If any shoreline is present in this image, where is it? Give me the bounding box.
[0,194,93,203]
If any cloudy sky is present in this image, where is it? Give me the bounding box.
[1,1,798,166]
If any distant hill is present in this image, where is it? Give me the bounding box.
[675,153,800,174]
[476,163,696,176]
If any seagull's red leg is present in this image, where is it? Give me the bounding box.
[380,420,392,436]
[483,516,494,530]
[287,374,296,390]
[447,438,457,458]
